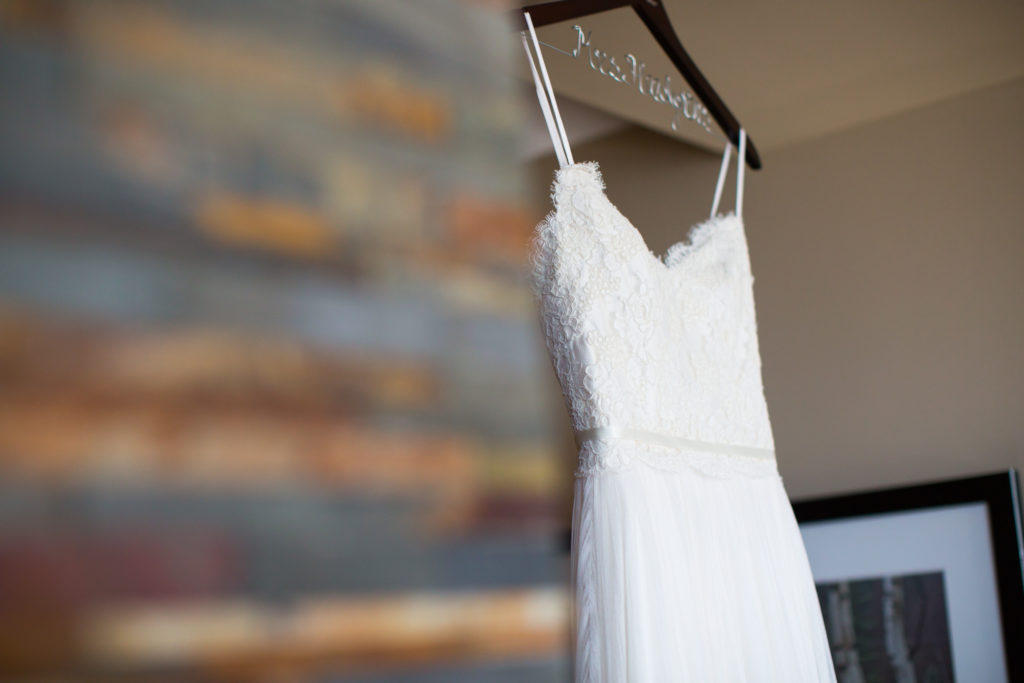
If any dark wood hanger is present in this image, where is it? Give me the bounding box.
[511,0,761,170]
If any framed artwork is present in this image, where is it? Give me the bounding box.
[793,469,1024,683]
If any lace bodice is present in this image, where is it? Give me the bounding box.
[529,161,778,478]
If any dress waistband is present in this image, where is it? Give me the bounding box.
[575,425,776,460]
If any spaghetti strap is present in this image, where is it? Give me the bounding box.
[710,142,732,219]
[710,128,747,219]
[521,33,567,169]
[521,11,574,168]
[736,128,746,217]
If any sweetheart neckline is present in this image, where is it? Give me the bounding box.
[553,160,742,272]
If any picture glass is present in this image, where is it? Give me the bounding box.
[799,502,1007,682]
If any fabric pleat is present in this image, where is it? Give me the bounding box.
[571,463,837,682]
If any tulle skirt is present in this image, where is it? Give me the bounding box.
[570,455,838,682]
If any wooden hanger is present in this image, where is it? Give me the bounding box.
[511,0,761,170]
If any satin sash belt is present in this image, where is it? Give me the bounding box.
[575,425,776,460]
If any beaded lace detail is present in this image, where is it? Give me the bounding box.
[529,161,779,479]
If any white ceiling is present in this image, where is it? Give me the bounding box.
[516,0,1024,160]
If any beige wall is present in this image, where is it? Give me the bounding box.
[527,76,1024,500]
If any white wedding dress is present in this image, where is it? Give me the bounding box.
[521,18,839,683]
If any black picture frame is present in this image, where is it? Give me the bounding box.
[793,469,1024,682]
